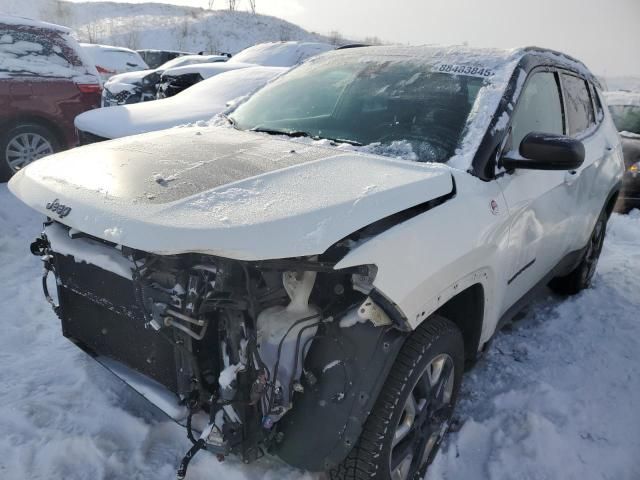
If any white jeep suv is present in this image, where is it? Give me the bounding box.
[9,45,623,480]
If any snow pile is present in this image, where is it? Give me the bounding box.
[1,182,639,480]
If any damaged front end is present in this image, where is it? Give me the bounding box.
[31,221,408,474]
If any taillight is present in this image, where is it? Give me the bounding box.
[76,83,102,94]
[96,65,115,75]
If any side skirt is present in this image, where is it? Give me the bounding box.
[495,245,587,333]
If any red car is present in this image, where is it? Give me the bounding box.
[0,16,101,181]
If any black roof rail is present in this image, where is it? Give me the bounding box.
[336,44,371,50]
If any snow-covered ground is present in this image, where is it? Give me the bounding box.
[1,182,639,479]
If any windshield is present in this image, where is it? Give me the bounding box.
[229,56,487,163]
[609,105,640,134]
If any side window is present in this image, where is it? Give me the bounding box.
[510,71,564,150]
[561,74,595,136]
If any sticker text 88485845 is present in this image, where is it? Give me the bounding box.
[435,64,495,78]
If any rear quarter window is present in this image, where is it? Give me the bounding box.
[561,73,596,136]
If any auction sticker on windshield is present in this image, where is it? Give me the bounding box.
[433,63,495,78]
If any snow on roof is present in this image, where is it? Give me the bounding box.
[80,43,139,54]
[158,54,227,71]
[228,41,334,67]
[604,90,640,107]
[0,19,99,81]
[0,14,71,34]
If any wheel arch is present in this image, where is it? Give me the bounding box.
[434,282,485,364]
[0,114,67,149]
[604,183,621,219]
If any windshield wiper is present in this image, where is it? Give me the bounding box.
[250,127,362,146]
[222,113,238,129]
[250,126,312,138]
[322,137,363,146]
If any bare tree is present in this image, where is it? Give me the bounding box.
[228,0,237,11]
[83,22,106,44]
[363,36,383,45]
[248,0,256,14]
[207,0,215,9]
[120,19,141,50]
[176,18,190,50]
[42,0,72,27]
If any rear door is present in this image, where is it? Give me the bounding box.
[497,69,576,312]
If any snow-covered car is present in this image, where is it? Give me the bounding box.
[9,45,624,479]
[75,66,288,143]
[102,54,228,106]
[156,41,333,99]
[0,15,101,181]
[81,43,149,82]
[136,48,194,69]
[155,61,253,99]
[604,91,640,212]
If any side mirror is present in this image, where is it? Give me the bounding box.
[500,132,585,171]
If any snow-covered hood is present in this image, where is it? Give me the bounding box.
[104,68,155,91]
[161,61,253,79]
[9,127,454,260]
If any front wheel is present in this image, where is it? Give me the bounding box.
[0,124,59,182]
[331,315,464,480]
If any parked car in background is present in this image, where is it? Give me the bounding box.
[0,15,101,181]
[136,49,193,69]
[156,41,334,98]
[9,45,623,480]
[156,61,253,98]
[81,43,148,82]
[76,66,287,143]
[102,54,228,106]
[605,91,640,212]
[227,41,334,67]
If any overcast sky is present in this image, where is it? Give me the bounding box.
[70,0,640,76]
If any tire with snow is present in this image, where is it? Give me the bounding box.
[549,208,608,295]
[0,124,59,182]
[330,315,464,480]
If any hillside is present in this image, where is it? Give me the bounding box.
[1,0,331,54]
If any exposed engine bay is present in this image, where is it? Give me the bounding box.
[32,221,407,475]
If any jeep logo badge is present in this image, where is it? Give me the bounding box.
[45,199,72,218]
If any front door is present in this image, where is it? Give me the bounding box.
[497,70,576,314]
